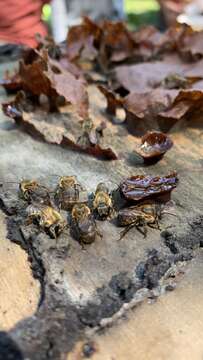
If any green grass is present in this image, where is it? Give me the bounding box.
[42,1,161,31]
[124,0,160,29]
[125,0,160,14]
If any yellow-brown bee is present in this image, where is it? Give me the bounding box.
[19,180,38,200]
[162,73,189,89]
[54,176,88,210]
[19,179,51,205]
[71,204,97,244]
[118,203,161,240]
[26,205,67,238]
[93,183,113,219]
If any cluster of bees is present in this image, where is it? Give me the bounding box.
[18,176,162,245]
[20,177,112,244]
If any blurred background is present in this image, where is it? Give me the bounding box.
[0,0,203,48]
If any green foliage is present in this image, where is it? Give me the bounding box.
[125,0,160,28]
[125,0,159,13]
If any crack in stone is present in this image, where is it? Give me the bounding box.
[0,192,202,359]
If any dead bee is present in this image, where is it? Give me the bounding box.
[71,204,98,244]
[26,204,67,238]
[162,73,189,89]
[93,182,113,219]
[77,118,106,148]
[19,180,38,200]
[161,73,201,90]
[118,203,162,240]
[19,179,51,205]
[54,176,88,210]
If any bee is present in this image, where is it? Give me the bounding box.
[161,73,189,89]
[19,179,51,205]
[93,182,113,219]
[70,204,98,245]
[77,118,106,148]
[54,176,88,210]
[161,73,201,90]
[26,204,67,238]
[118,203,161,240]
[77,118,97,148]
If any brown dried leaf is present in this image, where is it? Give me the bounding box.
[127,23,203,62]
[176,25,203,60]
[99,20,136,66]
[98,83,191,133]
[133,25,162,45]
[58,57,84,78]
[35,33,62,60]
[66,17,101,61]
[155,23,203,60]
[159,89,203,118]
[120,172,178,202]
[2,96,117,161]
[45,62,89,118]
[124,89,177,119]
[129,24,189,61]
[66,17,136,68]
[98,85,123,116]
[135,131,173,163]
[132,25,166,60]
[113,56,203,94]
[0,69,22,94]
[124,88,203,134]
[19,49,89,118]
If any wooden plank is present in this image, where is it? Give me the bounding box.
[0,66,203,358]
[69,252,203,360]
[0,211,40,331]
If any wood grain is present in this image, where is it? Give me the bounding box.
[0,211,40,330]
[0,67,203,357]
[69,251,203,360]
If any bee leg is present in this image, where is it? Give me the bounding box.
[136,225,147,238]
[148,222,160,230]
[25,216,33,226]
[152,215,158,228]
[118,223,135,241]
[75,185,80,200]
[155,216,161,229]
[63,222,69,231]
[48,225,57,239]
[56,223,66,237]
[80,241,87,251]
[144,225,148,237]
[134,217,147,237]
[96,229,103,239]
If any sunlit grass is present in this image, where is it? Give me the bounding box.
[125,0,160,14]
[42,4,52,22]
[124,0,160,29]
[41,1,161,30]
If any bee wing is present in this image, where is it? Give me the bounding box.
[161,200,177,217]
[119,206,141,219]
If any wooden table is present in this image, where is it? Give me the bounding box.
[0,59,203,360]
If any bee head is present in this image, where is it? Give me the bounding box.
[72,204,91,220]
[59,176,77,189]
